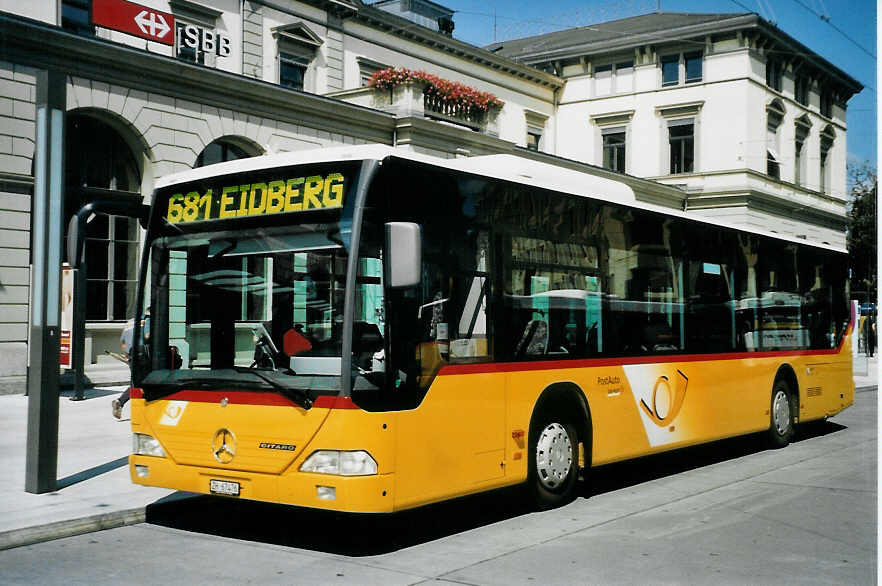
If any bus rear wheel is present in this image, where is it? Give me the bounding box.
[768,379,795,448]
[528,416,579,510]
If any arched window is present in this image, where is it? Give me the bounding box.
[820,125,836,194]
[794,115,811,186]
[65,113,142,321]
[195,139,253,167]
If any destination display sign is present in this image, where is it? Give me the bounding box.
[166,171,346,224]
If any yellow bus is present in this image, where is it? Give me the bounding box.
[125,145,854,512]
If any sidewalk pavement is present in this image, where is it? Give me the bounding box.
[0,358,877,551]
[0,384,174,550]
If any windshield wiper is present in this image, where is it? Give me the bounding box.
[143,376,231,401]
[231,366,313,410]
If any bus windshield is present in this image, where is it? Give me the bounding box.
[137,222,384,397]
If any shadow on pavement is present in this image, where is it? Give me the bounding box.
[146,485,531,556]
[59,388,119,400]
[586,419,846,498]
[145,420,845,555]
[57,456,130,489]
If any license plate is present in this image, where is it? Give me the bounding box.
[209,479,240,496]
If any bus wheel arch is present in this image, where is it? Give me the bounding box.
[526,382,592,509]
[769,365,799,447]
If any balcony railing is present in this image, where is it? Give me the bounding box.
[328,82,500,136]
[423,93,485,131]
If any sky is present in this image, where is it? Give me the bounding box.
[438,0,877,171]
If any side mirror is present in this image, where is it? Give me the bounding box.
[385,222,421,288]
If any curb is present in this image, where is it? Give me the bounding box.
[855,385,877,393]
[0,508,145,551]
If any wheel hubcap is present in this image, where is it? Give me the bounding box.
[536,422,573,489]
[773,390,790,435]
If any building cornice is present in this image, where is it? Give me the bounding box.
[507,14,762,64]
[751,18,863,98]
[514,148,688,209]
[663,167,848,206]
[562,75,850,131]
[501,12,861,100]
[0,13,396,144]
[683,188,846,230]
[347,3,564,89]
[590,109,635,126]
[393,115,511,155]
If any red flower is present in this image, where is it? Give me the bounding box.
[368,66,504,112]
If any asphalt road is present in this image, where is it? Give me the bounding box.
[2,389,876,585]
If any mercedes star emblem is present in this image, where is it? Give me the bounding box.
[212,428,236,464]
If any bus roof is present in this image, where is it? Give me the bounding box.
[155,144,846,254]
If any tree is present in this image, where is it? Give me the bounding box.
[847,164,877,302]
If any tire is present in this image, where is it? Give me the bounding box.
[768,379,795,448]
[528,414,579,510]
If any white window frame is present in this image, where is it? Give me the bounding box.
[273,22,323,93]
[525,110,548,152]
[766,100,785,180]
[656,102,703,175]
[357,56,387,87]
[591,110,634,174]
[794,116,811,186]
[660,51,703,87]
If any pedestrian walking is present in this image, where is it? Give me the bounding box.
[113,309,149,419]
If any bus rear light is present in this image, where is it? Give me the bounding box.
[300,450,377,476]
[133,433,166,457]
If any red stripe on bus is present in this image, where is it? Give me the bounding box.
[159,390,299,407]
[312,396,359,409]
[439,345,848,376]
[153,390,359,409]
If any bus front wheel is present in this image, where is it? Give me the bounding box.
[528,415,579,510]
[768,379,795,448]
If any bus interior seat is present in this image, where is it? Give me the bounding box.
[353,321,384,370]
[515,319,548,357]
[586,322,599,353]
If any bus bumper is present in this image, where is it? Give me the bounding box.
[129,455,395,513]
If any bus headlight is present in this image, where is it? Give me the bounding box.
[300,450,377,476]
[133,433,166,457]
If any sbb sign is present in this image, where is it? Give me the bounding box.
[93,0,175,45]
[179,24,231,58]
